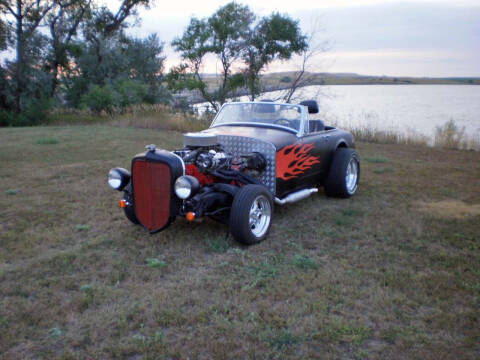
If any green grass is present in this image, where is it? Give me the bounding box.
[244,256,283,290]
[335,208,364,226]
[75,224,91,231]
[205,235,231,253]
[364,155,389,163]
[265,329,304,349]
[292,253,319,270]
[373,166,394,174]
[35,137,59,145]
[145,258,167,269]
[1,125,479,358]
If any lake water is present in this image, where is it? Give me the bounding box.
[264,85,480,139]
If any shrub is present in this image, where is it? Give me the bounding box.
[144,84,172,105]
[0,96,51,126]
[66,77,90,108]
[22,96,51,125]
[81,85,115,113]
[78,82,173,113]
[113,80,148,108]
[434,119,465,149]
[0,110,16,126]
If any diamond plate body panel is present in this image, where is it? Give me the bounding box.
[217,135,276,195]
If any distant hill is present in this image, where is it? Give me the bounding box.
[261,71,480,86]
[177,71,480,104]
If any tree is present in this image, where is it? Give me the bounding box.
[171,3,254,112]
[44,0,91,97]
[81,0,151,85]
[0,17,8,51]
[0,0,55,111]
[65,32,167,108]
[122,33,166,84]
[170,2,308,111]
[243,13,307,101]
[0,0,153,116]
[208,2,254,105]
[0,18,10,112]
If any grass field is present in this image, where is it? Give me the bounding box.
[1,125,479,359]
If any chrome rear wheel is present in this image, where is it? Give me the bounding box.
[324,148,360,198]
[346,158,359,195]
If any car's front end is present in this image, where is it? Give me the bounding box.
[109,146,184,232]
[108,130,278,239]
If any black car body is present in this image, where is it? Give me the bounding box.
[108,100,360,244]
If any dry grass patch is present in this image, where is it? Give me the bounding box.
[47,104,212,133]
[418,200,480,219]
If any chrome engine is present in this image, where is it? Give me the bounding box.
[174,132,267,176]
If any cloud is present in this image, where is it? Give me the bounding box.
[125,1,480,76]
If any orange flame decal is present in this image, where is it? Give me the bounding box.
[276,143,320,180]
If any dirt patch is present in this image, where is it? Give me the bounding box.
[417,200,480,219]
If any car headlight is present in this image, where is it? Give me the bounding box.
[108,168,130,191]
[174,175,200,199]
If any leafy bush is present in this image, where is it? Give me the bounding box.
[0,96,51,126]
[77,81,173,113]
[113,80,148,108]
[22,96,51,125]
[65,77,90,108]
[81,85,115,113]
[144,84,172,105]
[0,110,16,126]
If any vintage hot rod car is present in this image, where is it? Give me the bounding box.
[108,100,360,244]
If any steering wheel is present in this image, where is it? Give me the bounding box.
[273,118,293,128]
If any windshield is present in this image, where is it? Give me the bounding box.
[211,103,303,132]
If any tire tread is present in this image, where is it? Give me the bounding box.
[324,148,360,198]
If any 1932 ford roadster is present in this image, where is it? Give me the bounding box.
[108,100,360,244]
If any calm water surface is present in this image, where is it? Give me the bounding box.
[197,85,480,140]
[271,85,480,138]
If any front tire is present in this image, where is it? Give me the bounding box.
[230,185,273,245]
[324,148,360,198]
[123,184,139,224]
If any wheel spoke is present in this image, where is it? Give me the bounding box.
[248,195,272,238]
[345,158,358,194]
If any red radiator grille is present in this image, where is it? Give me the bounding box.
[132,160,171,232]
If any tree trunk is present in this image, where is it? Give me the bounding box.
[14,0,24,112]
[50,61,59,98]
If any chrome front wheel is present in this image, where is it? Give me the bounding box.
[230,185,274,245]
[249,195,272,238]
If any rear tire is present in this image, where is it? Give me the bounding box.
[324,148,360,198]
[230,185,273,245]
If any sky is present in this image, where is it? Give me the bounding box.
[121,0,480,77]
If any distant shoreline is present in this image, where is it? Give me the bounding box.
[179,73,479,104]
[197,71,480,86]
[259,71,480,87]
